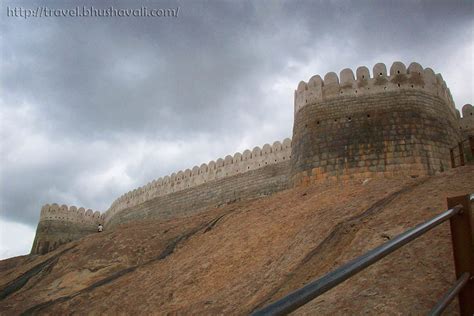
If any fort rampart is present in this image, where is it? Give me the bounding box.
[31,139,292,252]
[103,138,292,224]
[31,61,474,255]
[105,159,291,227]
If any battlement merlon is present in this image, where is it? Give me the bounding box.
[294,61,456,116]
[40,203,104,225]
[103,138,292,224]
[31,203,103,255]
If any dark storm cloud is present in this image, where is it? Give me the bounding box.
[0,0,472,252]
[2,0,292,138]
[2,1,471,137]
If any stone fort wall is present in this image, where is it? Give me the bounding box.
[291,61,462,185]
[105,160,291,227]
[31,204,103,254]
[31,139,293,252]
[103,138,292,225]
[31,60,473,255]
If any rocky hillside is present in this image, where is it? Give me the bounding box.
[1,166,473,315]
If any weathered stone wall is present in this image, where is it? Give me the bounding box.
[104,138,292,224]
[291,61,461,186]
[106,160,291,227]
[31,204,103,255]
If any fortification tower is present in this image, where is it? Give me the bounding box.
[31,203,104,255]
[290,61,461,185]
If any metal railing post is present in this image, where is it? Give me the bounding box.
[447,194,474,316]
[251,205,464,316]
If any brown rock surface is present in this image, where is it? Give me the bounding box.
[1,166,473,315]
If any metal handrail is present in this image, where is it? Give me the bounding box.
[252,205,464,316]
[429,272,471,316]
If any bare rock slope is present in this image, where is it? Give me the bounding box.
[1,166,473,315]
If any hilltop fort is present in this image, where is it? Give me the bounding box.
[31,61,474,255]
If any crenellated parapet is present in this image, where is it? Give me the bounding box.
[291,61,462,186]
[294,61,456,117]
[104,138,292,223]
[39,203,104,224]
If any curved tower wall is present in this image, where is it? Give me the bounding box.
[290,61,461,186]
[31,203,103,255]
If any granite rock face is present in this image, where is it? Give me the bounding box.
[1,166,473,315]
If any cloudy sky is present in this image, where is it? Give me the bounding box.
[0,0,472,259]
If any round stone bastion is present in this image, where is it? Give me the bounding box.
[290,61,461,186]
